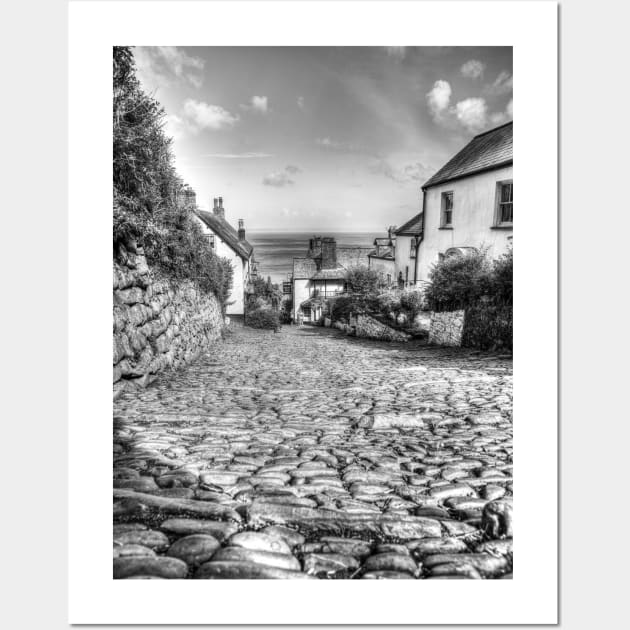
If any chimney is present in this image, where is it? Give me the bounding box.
[238,219,246,241]
[388,225,397,240]
[321,237,337,269]
[213,196,224,218]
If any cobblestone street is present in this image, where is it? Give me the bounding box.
[114,320,513,579]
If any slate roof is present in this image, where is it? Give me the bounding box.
[422,121,513,189]
[311,268,348,280]
[195,210,253,260]
[395,212,423,236]
[368,250,395,260]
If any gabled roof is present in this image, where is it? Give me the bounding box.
[395,212,423,236]
[195,210,253,260]
[311,268,347,280]
[422,121,513,189]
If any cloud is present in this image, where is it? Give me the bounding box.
[461,59,486,79]
[182,99,239,131]
[454,97,489,133]
[315,137,361,153]
[426,79,512,134]
[485,71,513,95]
[369,159,435,184]
[263,164,303,186]
[134,46,205,89]
[426,80,452,121]
[385,46,407,60]
[241,95,269,114]
[489,98,514,126]
[297,96,305,110]
[202,152,273,159]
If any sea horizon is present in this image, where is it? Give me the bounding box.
[247,230,381,285]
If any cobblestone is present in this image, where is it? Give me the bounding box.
[113,320,513,579]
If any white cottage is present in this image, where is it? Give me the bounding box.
[397,121,513,285]
[194,197,253,315]
[292,236,372,323]
[367,227,397,287]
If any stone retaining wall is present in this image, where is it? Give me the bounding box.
[353,314,410,342]
[428,310,465,346]
[113,246,224,396]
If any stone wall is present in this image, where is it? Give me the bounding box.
[353,314,410,342]
[113,245,224,396]
[428,310,465,346]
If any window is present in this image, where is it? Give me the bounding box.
[410,237,417,258]
[441,192,453,226]
[386,273,392,285]
[496,181,513,225]
[202,233,215,248]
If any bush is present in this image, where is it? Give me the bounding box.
[246,308,280,330]
[400,289,425,317]
[375,292,401,313]
[328,295,365,322]
[113,47,233,306]
[424,248,493,311]
[345,266,385,296]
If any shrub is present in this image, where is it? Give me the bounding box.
[329,295,365,322]
[424,248,493,311]
[375,292,401,313]
[400,289,425,316]
[113,47,233,306]
[246,308,280,330]
[345,266,385,296]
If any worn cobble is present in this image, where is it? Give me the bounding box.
[113,320,513,579]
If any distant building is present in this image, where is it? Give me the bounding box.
[194,197,254,315]
[394,212,423,288]
[292,236,372,323]
[368,226,397,287]
[397,121,513,286]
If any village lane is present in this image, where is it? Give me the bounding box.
[113,319,513,579]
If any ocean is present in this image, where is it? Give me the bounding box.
[247,231,381,285]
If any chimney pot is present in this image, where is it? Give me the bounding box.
[238,219,246,241]
[213,196,225,218]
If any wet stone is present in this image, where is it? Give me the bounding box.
[362,552,419,576]
[228,531,292,555]
[158,518,238,542]
[113,529,170,552]
[303,553,360,576]
[113,556,188,579]
[166,534,221,567]
[211,547,301,571]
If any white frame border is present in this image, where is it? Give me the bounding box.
[69,1,557,624]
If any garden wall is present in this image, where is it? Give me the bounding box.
[428,310,465,346]
[113,245,224,397]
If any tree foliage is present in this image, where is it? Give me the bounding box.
[113,46,233,305]
[424,247,513,312]
[345,265,385,296]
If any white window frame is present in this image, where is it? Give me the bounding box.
[441,191,454,227]
[410,237,416,258]
[495,180,513,226]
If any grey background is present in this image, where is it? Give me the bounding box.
[3,0,627,627]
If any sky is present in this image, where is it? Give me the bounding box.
[133,46,512,232]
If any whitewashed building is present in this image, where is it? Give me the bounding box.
[397,121,513,285]
[195,197,253,315]
[367,227,396,287]
[292,237,371,323]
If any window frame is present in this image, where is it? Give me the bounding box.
[409,237,416,258]
[495,180,513,226]
[441,191,454,227]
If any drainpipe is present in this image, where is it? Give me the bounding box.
[413,188,427,284]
